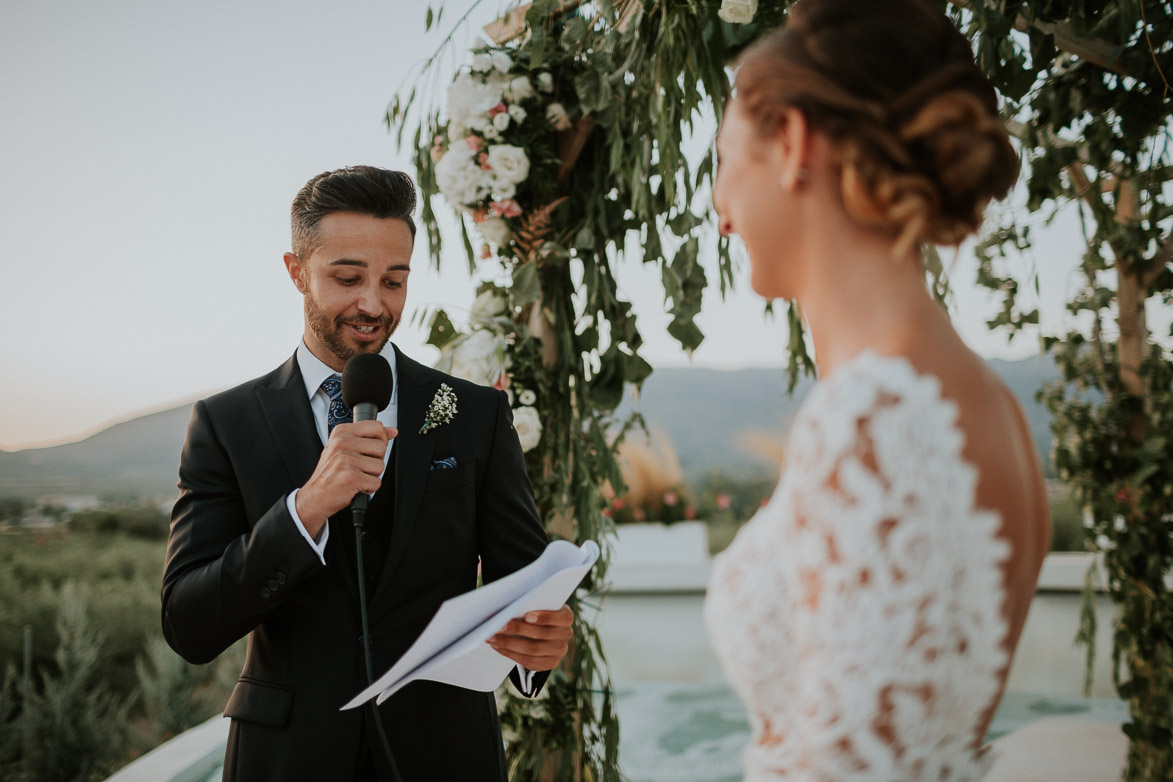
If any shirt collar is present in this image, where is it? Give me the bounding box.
[296,340,399,406]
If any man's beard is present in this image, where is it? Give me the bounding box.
[305,289,397,365]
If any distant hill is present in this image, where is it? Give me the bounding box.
[621,354,1058,482]
[0,356,1060,499]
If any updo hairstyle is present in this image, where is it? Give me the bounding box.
[734,0,1020,257]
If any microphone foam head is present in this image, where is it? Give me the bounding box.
[341,353,394,411]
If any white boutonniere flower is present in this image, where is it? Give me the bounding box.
[420,384,458,435]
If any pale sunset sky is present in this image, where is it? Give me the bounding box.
[0,0,1113,451]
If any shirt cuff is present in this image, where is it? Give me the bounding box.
[287,489,329,565]
[515,664,536,696]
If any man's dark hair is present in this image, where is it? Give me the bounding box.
[291,166,417,259]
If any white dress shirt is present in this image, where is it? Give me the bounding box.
[286,341,398,563]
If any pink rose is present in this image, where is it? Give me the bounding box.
[716,493,732,510]
[663,491,678,507]
[490,199,522,218]
[489,102,507,117]
[465,136,484,152]
[478,152,492,170]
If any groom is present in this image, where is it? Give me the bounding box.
[162,166,572,781]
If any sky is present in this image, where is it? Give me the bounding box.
[0,0,1117,451]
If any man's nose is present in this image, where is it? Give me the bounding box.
[356,282,382,315]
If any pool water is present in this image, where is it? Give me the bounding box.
[196,685,1126,782]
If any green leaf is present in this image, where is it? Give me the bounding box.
[425,6,433,32]
[511,262,542,306]
[426,309,458,350]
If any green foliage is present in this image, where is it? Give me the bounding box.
[0,529,240,779]
[69,505,169,541]
[18,581,134,782]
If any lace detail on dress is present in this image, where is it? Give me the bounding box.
[704,352,1010,781]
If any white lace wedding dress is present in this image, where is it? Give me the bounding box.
[704,352,1010,781]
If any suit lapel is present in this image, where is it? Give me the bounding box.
[372,348,438,611]
[255,353,321,489]
[255,352,361,606]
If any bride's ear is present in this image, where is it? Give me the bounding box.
[774,107,811,192]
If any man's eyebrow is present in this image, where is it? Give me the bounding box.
[327,259,411,272]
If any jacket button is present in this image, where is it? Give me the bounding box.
[267,579,279,591]
[275,571,287,584]
[260,587,272,599]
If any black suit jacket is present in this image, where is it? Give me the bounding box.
[161,347,549,781]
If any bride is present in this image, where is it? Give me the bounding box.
[703,0,1051,779]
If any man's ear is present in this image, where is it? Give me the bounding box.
[774,106,811,192]
[283,252,306,294]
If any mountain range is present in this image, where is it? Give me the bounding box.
[0,356,1059,500]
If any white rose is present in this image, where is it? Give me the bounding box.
[718,0,758,24]
[518,389,536,406]
[507,104,527,124]
[492,111,511,131]
[536,72,554,93]
[504,76,535,102]
[434,145,491,207]
[485,145,530,184]
[512,406,542,452]
[545,102,572,131]
[483,124,501,140]
[448,73,504,131]
[470,289,507,324]
[491,51,513,73]
[478,215,512,247]
[449,330,507,387]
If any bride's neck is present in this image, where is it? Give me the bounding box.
[796,231,946,378]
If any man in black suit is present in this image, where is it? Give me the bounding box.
[162,166,572,781]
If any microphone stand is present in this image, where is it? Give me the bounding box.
[353,498,403,782]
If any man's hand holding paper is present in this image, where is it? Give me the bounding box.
[488,605,574,671]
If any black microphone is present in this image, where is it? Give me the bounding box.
[341,352,395,513]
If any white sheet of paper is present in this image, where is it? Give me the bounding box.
[342,539,599,711]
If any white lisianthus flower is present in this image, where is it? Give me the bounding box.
[536,72,554,93]
[470,289,508,325]
[518,389,536,406]
[483,124,501,140]
[485,145,530,184]
[504,76,535,102]
[511,406,542,452]
[545,103,572,131]
[448,73,504,131]
[449,330,507,387]
[490,51,513,73]
[492,111,511,132]
[478,215,512,247]
[507,104,527,124]
[472,53,494,73]
[718,0,758,24]
[491,180,517,201]
[434,145,491,207]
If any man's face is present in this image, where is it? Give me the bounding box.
[283,212,413,372]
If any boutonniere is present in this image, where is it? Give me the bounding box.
[419,383,458,435]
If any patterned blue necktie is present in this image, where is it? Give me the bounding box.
[321,374,353,434]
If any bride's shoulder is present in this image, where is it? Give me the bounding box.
[790,350,962,458]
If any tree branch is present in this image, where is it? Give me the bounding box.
[951,0,1129,76]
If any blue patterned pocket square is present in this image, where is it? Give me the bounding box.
[430,457,458,471]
